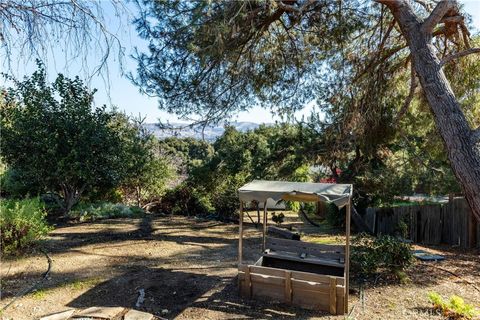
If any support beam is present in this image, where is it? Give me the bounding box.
[239,201,244,265]
[344,196,352,313]
[262,201,268,252]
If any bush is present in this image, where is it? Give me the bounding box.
[0,167,43,198]
[154,184,214,216]
[0,198,52,255]
[209,173,247,220]
[351,233,413,279]
[428,291,479,319]
[326,203,345,227]
[68,202,145,222]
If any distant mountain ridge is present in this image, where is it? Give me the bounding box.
[144,121,268,141]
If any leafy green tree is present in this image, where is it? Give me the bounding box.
[115,114,174,206]
[157,137,214,187]
[1,64,124,214]
[186,124,317,217]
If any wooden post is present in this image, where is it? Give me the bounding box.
[263,201,268,252]
[285,271,292,303]
[239,201,244,265]
[344,196,351,313]
[245,266,252,298]
[329,277,337,315]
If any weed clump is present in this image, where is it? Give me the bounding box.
[0,198,52,255]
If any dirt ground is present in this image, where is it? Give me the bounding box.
[1,214,479,320]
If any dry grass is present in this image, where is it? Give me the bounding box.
[0,214,478,320]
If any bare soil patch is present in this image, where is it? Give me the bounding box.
[1,214,479,319]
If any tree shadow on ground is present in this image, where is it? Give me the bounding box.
[66,266,332,319]
[67,266,225,319]
[44,214,246,255]
[184,276,332,319]
[350,244,480,291]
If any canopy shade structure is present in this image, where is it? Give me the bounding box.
[237,179,353,314]
[238,180,352,208]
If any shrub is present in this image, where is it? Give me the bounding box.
[209,174,246,220]
[68,202,145,222]
[351,233,413,278]
[326,203,345,227]
[428,291,479,319]
[41,193,65,218]
[0,167,43,198]
[154,184,214,216]
[0,198,52,255]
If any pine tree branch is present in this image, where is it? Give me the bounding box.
[439,48,480,67]
[421,0,456,35]
[396,63,417,123]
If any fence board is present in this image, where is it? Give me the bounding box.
[367,198,477,248]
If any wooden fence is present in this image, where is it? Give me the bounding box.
[363,198,479,248]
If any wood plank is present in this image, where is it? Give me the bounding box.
[245,266,252,298]
[267,226,301,240]
[345,199,351,314]
[252,283,285,301]
[285,271,292,303]
[336,286,345,315]
[292,289,329,311]
[290,270,342,284]
[263,205,267,251]
[40,309,75,320]
[250,274,285,286]
[266,237,344,253]
[124,309,155,320]
[239,201,244,264]
[263,251,344,268]
[291,279,330,292]
[267,245,344,261]
[75,307,124,319]
[329,277,337,315]
[248,265,288,277]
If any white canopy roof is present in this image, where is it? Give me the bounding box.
[238,180,352,208]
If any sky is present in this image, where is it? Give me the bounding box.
[3,1,480,124]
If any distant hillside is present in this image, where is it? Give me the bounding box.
[144,122,268,141]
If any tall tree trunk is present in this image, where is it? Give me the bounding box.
[378,0,480,221]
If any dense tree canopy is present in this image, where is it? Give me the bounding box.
[0,64,174,213]
[132,0,480,220]
[1,64,125,213]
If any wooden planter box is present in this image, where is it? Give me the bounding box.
[238,237,347,315]
[237,181,353,315]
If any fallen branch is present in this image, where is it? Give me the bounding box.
[426,264,480,293]
[0,249,52,312]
